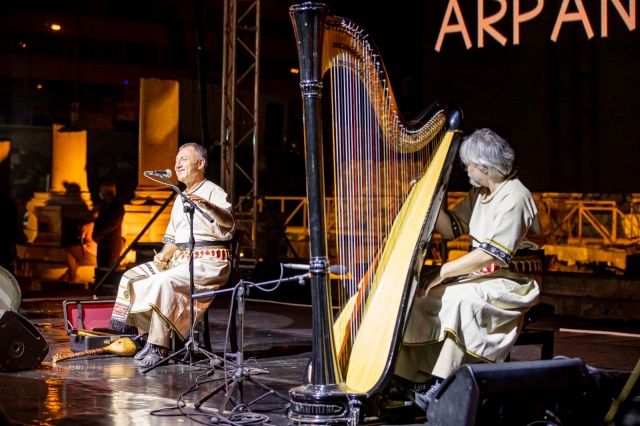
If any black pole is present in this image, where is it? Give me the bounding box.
[289,2,341,387]
[187,202,196,364]
[287,5,353,423]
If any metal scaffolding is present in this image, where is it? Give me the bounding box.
[220,0,260,256]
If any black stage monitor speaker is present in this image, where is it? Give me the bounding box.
[427,358,596,426]
[0,309,49,372]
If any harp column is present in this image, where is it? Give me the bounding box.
[288,3,352,424]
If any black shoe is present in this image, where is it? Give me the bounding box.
[407,380,441,412]
[386,375,414,399]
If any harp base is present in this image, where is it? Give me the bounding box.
[288,383,364,424]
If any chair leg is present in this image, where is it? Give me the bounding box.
[203,309,212,352]
[540,333,555,359]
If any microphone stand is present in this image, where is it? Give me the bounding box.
[191,275,306,412]
[142,174,223,373]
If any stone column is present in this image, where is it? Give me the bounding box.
[135,77,179,195]
[123,78,179,246]
[50,124,90,194]
[27,125,94,248]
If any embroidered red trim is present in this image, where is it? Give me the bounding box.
[176,248,229,261]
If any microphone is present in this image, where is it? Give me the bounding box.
[282,263,312,271]
[282,263,348,275]
[144,169,172,178]
[329,265,348,275]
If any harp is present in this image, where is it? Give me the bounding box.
[288,3,463,423]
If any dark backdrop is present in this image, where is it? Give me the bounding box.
[326,1,640,193]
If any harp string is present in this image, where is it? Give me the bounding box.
[327,18,436,370]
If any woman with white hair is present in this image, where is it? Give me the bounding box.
[395,128,544,411]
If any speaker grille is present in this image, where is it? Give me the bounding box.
[0,309,49,372]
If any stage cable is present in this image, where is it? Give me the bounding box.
[149,367,272,425]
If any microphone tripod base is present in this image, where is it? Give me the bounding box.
[193,351,290,411]
[141,338,225,374]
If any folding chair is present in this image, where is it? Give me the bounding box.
[201,230,244,353]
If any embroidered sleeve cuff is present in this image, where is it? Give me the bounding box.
[162,236,176,245]
[478,240,512,266]
[446,211,462,239]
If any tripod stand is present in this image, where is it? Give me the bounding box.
[142,176,224,374]
[192,275,306,412]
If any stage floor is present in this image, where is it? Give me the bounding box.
[1,284,640,425]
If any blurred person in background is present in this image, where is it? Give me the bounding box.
[92,181,125,270]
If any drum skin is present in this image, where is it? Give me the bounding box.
[0,266,20,312]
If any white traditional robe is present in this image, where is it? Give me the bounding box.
[110,180,234,346]
[395,178,541,381]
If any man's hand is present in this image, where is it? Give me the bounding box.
[153,252,170,270]
[185,193,216,212]
[185,193,234,227]
[417,266,444,298]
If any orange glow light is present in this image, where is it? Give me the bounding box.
[51,24,61,31]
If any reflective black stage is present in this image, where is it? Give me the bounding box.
[1,285,639,425]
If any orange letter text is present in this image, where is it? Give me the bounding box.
[602,0,636,37]
[514,0,544,45]
[478,0,508,47]
[436,0,473,51]
[551,0,595,41]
